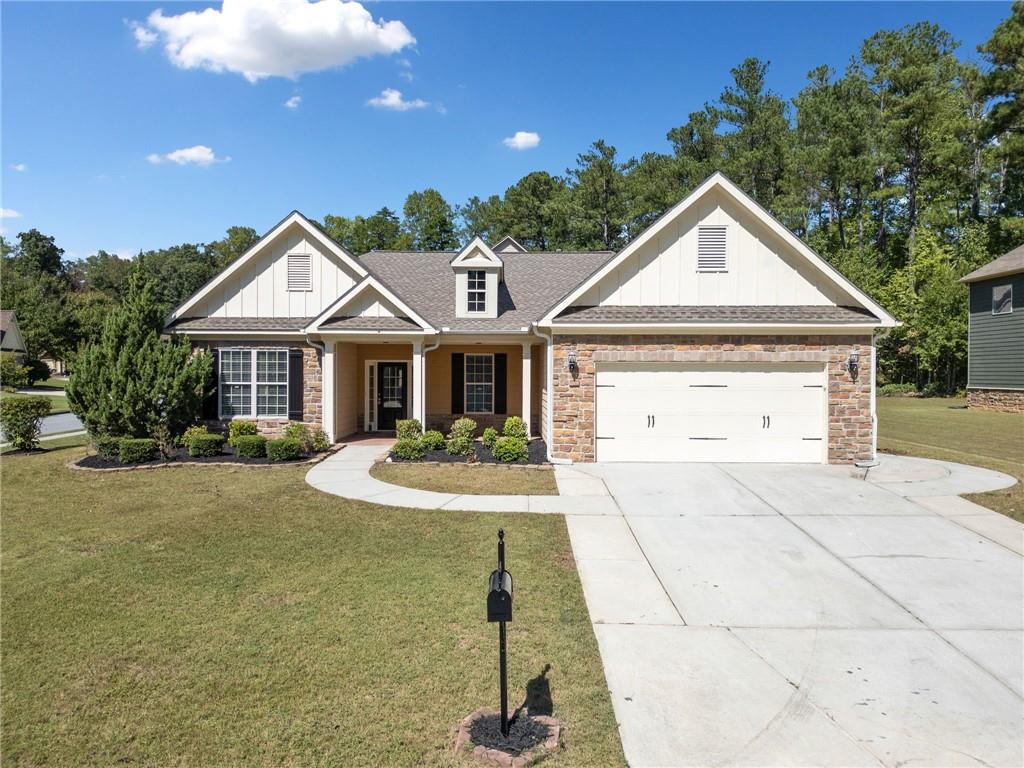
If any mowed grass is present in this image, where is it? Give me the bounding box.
[371,463,559,496]
[1,448,624,767]
[0,389,70,414]
[877,397,1024,521]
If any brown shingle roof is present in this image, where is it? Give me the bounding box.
[168,317,314,332]
[960,244,1024,283]
[553,305,878,325]
[317,315,421,331]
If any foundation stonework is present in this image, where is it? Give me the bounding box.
[966,388,1024,413]
[550,334,873,464]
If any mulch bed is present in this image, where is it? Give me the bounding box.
[387,439,549,466]
[74,444,318,470]
[468,712,550,756]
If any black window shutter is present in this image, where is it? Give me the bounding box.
[451,353,464,414]
[203,349,220,419]
[494,353,507,415]
[288,348,304,421]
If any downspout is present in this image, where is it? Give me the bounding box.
[420,333,441,431]
[862,326,894,467]
[531,323,572,465]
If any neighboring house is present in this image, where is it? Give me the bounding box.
[960,244,1024,413]
[166,173,897,464]
[0,310,27,357]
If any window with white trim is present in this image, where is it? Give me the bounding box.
[287,253,312,291]
[467,270,487,313]
[465,353,494,414]
[697,225,728,272]
[219,348,289,418]
[992,284,1013,315]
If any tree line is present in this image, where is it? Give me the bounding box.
[2,7,1020,393]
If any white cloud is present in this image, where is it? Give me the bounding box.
[132,0,415,83]
[284,95,302,109]
[502,131,541,151]
[0,208,23,218]
[146,145,229,166]
[398,69,414,82]
[10,163,27,172]
[367,88,428,111]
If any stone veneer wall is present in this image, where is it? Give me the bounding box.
[966,388,1024,413]
[197,340,322,438]
[550,334,873,464]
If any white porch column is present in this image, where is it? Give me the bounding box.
[322,340,336,443]
[521,341,532,438]
[412,340,424,430]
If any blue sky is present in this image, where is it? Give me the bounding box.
[0,1,1010,260]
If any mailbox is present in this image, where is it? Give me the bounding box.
[487,569,513,622]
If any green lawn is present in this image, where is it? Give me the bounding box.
[0,390,71,414]
[0,446,624,767]
[33,376,68,390]
[877,397,1024,521]
[371,462,559,496]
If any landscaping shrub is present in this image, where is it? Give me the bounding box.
[311,428,330,453]
[393,437,425,460]
[502,416,528,440]
[0,353,30,389]
[23,357,51,386]
[395,418,422,440]
[492,436,529,463]
[118,438,158,464]
[446,435,475,457]
[422,429,445,451]
[448,417,477,440]
[95,435,121,460]
[482,426,499,448]
[878,382,917,397]
[228,420,258,445]
[284,421,313,451]
[180,424,209,446]
[0,396,51,450]
[234,434,267,459]
[188,433,225,457]
[266,437,303,462]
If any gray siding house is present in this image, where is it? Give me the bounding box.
[961,244,1024,412]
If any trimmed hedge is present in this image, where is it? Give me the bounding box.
[395,418,422,440]
[422,430,445,451]
[234,434,268,459]
[266,437,303,462]
[95,435,121,460]
[180,424,209,446]
[448,417,476,440]
[492,436,529,463]
[393,437,425,460]
[502,416,527,440]
[445,435,475,457]
[0,396,51,450]
[118,438,158,464]
[482,426,499,448]
[188,433,225,457]
[228,420,258,445]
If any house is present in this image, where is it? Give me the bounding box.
[166,173,897,464]
[960,244,1024,413]
[0,310,27,357]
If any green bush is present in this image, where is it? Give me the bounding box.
[119,438,158,464]
[0,396,51,450]
[445,435,475,457]
[422,430,445,451]
[283,421,313,451]
[234,434,267,459]
[448,417,477,440]
[23,357,51,386]
[188,433,225,457]
[492,436,529,463]
[0,353,30,389]
[180,424,209,446]
[311,428,330,453]
[502,416,528,440]
[395,418,422,440]
[228,420,259,445]
[878,382,917,397]
[392,437,425,460]
[266,437,303,462]
[95,435,121,460]
[482,426,499,448]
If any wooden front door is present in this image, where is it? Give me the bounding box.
[377,362,407,431]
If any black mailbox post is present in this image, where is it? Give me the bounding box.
[487,529,513,736]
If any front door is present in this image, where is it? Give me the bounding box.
[377,362,407,431]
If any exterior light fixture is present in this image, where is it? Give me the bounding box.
[847,350,860,379]
[567,351,579,378]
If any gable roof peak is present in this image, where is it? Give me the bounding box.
[492,235,528,254]
[449,236,503,269]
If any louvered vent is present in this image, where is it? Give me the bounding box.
[287,254,312,291]
[697,225,728,272]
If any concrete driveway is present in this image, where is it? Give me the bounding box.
[566,456,1022,767]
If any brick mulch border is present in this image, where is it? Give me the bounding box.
[66,444,345,473]
[453,708,561,768]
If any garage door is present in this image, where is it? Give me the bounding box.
[595,363,826,463]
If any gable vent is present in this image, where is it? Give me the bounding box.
[697,225,728,272]
[287,254,312,291]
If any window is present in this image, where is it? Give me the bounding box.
[219,348,289,418]
[993,284,1013,315]
[465,353,494,414]
[697,225,728,272]
[467,270,487,313]
[287,253,312,291]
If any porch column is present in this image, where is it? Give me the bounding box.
[521,341,532,438]
[412,340,423,431]
[322,340,336,443]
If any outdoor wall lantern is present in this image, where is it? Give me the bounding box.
[847,350,860,380]
[567,351,579,379]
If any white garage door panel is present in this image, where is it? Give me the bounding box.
[595,364,826,463]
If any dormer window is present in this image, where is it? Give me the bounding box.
[467,270,487,313]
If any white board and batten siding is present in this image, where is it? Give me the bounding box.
[595,363,827,463]
[193,225,360,319]
[577,189,846,308]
